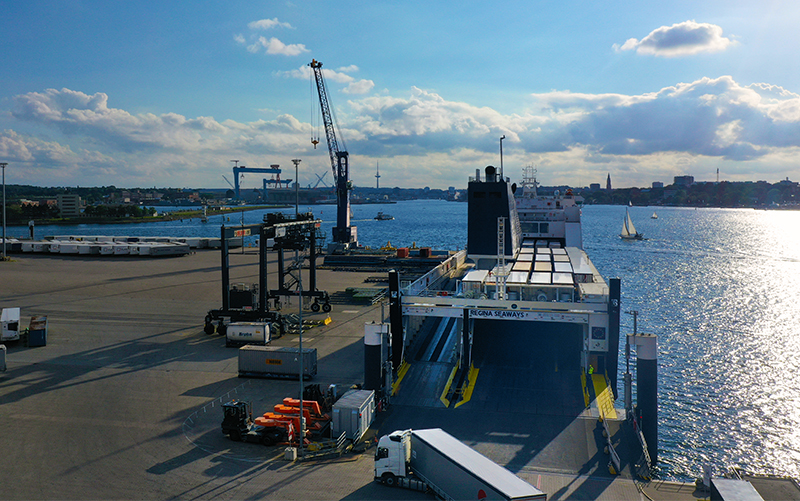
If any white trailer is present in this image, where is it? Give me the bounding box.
[375,428,546,500]
[1,308,21,342]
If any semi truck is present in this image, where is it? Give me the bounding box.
[374,428,546,501]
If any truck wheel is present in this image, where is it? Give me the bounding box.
[229,429,242,442]
[217,322,227,336]
[322,302,332,313]
[311,302,321,312]
[204,322,215,335]
[261,433,276,446]
[381,473,397,487]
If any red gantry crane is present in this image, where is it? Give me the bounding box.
[310,59,356,247]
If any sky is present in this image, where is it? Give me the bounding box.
[2,0,800,190]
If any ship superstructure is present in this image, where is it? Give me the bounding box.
[389,165,619,391]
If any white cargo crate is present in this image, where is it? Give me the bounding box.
[331,389,375,441]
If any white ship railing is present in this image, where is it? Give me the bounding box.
[402,249,466,296]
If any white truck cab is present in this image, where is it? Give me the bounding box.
[374,429,411,486]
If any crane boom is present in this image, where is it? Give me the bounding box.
[310,59,342,179]
[310,59,355,246]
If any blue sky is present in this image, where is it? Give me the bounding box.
[2,0,800,190]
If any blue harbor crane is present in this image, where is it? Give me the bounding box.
[230,160,289,201]
[310,59,356,247]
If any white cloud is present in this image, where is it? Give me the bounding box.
[237,18,306,56]
[277,64,356,84]
[615,21,734,57]
[343,80,375,95]
[8,77,800,188]
[0,128,117,181]
[247,36,309,56]
[248,18,293,30]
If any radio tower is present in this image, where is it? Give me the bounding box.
[375,161,381,189]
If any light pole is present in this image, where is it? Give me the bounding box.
[292,159,301,216]
[1,162,7,261]
[292,156,304,457]
[296,220,305,457]
[499,136,506,181]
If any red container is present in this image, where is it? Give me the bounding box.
[397,247,409,258]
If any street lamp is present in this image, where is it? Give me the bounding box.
[1,162,7,261]
[499,136,506,181]
[292,159,301,216]
[291,156,304,456]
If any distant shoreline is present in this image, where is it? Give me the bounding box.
[6,204,290,227]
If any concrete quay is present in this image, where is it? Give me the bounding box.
[1,250,706,500]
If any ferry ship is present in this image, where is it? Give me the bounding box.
[380,165,655,479]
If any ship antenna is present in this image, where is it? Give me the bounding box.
[523,165,538,197]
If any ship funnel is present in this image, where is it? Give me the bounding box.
[485,165,497,182]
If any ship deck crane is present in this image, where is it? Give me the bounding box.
[310,59,356,247]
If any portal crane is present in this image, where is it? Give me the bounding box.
[310,59,356,247]
[232,164,287,201]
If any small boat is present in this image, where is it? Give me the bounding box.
[651,211,658,219]
[620,208,644,240]
[375,211,394,220]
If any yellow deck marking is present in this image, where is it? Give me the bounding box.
[391,360,410,396]
[454,364,479,408]
[592,374,618,420]
[440,361,460,407]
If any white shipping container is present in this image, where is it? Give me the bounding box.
[331,389,375,441]
[238,345,317,379]
[226,322,270,347]
[1,308,21,342]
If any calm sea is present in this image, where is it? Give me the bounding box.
[7,200,800,481]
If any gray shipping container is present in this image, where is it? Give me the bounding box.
[411,429,546,500]
[331,389,375,441]
[238,345,317,379]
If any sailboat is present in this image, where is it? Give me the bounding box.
[620,207,644,240]
[651,211,658,219]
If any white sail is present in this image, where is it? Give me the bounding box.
[621,208,641,239]
[625,211,637,235]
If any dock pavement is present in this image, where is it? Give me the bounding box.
[1,250,706,500]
